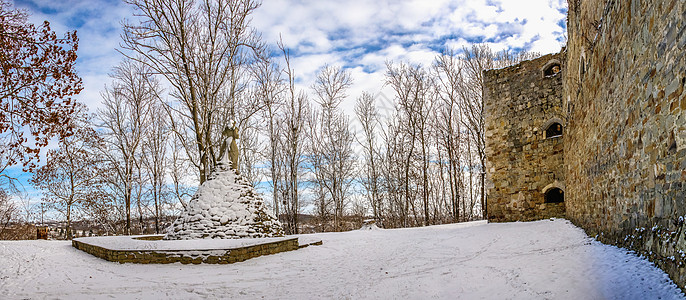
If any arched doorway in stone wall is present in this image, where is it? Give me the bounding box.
[544,188,564,203]
[542,181,565,204]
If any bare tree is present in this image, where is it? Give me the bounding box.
[251,51,284,217]
[378,114,411,227]
[122,0,262,184]
[385,61,434,226]
[141,101,169,233]
[83,192,118,235]
[169,134,195,210]
[355,92,382,222]
[15,192,35,224]
[0,189,17,238]
[237,117,263,186]
[433,49,465,222]
[309,65,356,231]
[98,59,158,235]
[277,42,309,234]
[32,111,106,239]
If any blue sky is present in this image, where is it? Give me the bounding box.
[8,0,568,206]
[13,0,568,113]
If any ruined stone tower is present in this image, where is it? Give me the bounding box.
[484,52,566,222]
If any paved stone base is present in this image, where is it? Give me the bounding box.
[72,237,316,264]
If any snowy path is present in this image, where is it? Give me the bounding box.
[0,219,683,299]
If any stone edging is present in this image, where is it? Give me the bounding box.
[72,237,303,264]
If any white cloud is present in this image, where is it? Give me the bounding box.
[12,0,567,129]
[252,0,567,120]
[7,0,568,204]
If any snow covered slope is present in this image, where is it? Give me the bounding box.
[1,219,684,299]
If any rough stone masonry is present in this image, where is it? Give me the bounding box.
[485,0,686,291]
[484,52,566,222]
[565,0,686,290]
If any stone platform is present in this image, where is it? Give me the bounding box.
[72,235,322,264]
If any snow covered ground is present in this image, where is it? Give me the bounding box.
[1,219,684,299]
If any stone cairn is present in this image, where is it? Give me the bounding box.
[164,126,284,240]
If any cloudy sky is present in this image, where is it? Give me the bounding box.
[13,0,567,113]
[9,0,567,201]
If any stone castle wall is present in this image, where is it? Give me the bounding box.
[484,52,566,222]
[565,0,686,288]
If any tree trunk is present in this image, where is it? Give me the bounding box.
[421,135,429,226]
[154,188,160,234]
[66,202,72,240]
[125,186,131,235]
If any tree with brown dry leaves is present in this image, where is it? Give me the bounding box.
[0,1,82,181]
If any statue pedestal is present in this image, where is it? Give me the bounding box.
[164,160,283,240]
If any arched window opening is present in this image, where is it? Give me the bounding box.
[545,122,563,138]
[541,59,562,78]
[544,63,561,77]
[544,188,564,203]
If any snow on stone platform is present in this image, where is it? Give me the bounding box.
[75,235,295,251]
[1,219,684,299]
